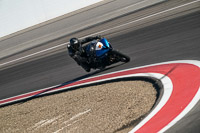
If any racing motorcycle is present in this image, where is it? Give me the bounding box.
[84,37,130,71]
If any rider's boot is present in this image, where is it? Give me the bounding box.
[79,57,91,72]
[74,53,91,72]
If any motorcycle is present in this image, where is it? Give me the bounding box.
[84,37,130,71]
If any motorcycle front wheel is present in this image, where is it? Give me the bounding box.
[111,50,130,63]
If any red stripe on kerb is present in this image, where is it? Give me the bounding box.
[0,90,45,104]
[134,64,200,132]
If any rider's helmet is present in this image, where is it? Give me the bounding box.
[70,38,80,50]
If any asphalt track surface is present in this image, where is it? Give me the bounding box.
[0,2,200,133]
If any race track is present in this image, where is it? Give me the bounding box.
[0,1,200,132]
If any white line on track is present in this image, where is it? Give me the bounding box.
[64,109,91,124]
[0,0,199,67]
[54,109,91,133]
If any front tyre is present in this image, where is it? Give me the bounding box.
[112,50,130,63]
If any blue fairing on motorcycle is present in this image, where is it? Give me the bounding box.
[95,38,110,57]
[100,38,110,48]
[96,48,109,57]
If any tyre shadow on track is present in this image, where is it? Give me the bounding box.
[1,63,178,111]
[0,63,126,107]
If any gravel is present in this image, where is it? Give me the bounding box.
[0,80,157,133]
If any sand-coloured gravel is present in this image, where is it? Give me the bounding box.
[0,80,157,133]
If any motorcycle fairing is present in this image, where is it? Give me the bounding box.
[95,38,111,57]
[85,38,111,57]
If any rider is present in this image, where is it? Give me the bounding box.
[67,35,102,72]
